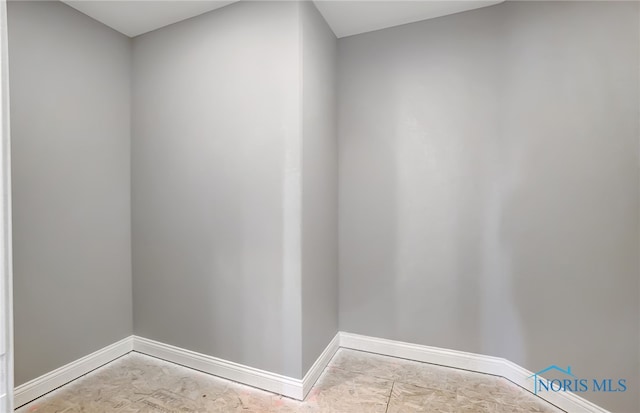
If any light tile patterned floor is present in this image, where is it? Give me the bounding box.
[16,349,564,412]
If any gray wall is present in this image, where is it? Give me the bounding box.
[338,2,639,412]
[8,0,132,386]
[300,1,338,374]
[8,2,638,411]
[132,1,305,378]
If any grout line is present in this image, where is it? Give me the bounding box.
[384,381,395,413]
[340,347,565,412]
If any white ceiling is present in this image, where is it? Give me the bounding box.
[315,1,503,38]
[61,0,504,39]
[62,0,237,37]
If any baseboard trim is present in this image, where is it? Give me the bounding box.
[338,332,610,413]
[132,334,339,400]
[13,335,133,408]
[340,331,505,374]
[12,332,611,412]
[134,336,308,400]
[12,333,340,406]
[301,333,340,398]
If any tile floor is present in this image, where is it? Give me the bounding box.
[16,349,564,412]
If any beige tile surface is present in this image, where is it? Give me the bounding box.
[16,349,564,412]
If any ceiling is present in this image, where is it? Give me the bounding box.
[61,0,504,39]
[62,1,236,37]
[314,1,503,38]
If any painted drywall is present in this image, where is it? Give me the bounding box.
[8,1,132,386]
[132,1,305,378]
[0,0,11,410]
[300,1,338,375]
[338,2,639,412]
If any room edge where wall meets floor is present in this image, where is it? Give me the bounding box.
[14,332,610,413]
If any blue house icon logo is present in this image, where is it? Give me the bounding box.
[528,365,576,394]
[528,365,627,394]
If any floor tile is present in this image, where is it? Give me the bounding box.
[386,381,460,413]
[305,366,392,412]
[16,349,564,413]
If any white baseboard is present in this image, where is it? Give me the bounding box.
[13,336,133,408]
[338,332,610,413]
[340,331,506,375]
[133,335,336,401]
[301,333,340,398]
[12,331,611,413]
[12,333,340,406]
